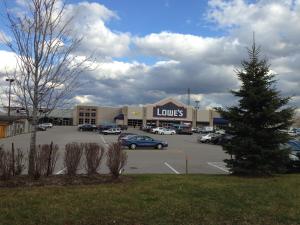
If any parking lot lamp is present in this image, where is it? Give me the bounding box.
[5,78,15,117]
[195,100,200,127]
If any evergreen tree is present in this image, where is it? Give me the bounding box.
[217,41,295,176]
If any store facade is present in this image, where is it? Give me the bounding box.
[73,97,223,128]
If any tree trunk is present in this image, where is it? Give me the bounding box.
[28,106,38,176]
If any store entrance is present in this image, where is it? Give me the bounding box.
[158,120,180,128]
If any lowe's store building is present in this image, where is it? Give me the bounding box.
[73,98,227,128]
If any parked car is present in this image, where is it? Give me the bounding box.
[140,125,155,132]
[102,128,121,135]
[97,125,115,132]
[198,133,220,143]
[39,123,53,128]
[78,124,97,131]
[37,124,47,131]
[121,135,168,150]
[158,128,176,135]
[215,129,225,135]
[151,127,165,134]
[191,127,198,133]
[118,125,128,130]
[211,134,235,145]
[118,133,136,142]
[176,129,193,135]
[288,130,298,137]
[281,140,300,169]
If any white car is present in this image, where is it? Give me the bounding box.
[102,128,121,135]
[151,127,165,134]
[158,128,176,135]
[198,133,220,143]
[215,129,225,134]
[42,123,53,128]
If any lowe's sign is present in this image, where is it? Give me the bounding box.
[153,102,187,118]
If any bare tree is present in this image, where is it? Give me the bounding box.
[1,0,91,176]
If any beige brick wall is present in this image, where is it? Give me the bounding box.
[127,106,143,120]
[196,110,210,122]
[96,107,122,124]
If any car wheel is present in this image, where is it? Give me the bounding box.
[156,144,163,150]
[161,133,164,135]
[130,144,136,150]
[155,131,158,134]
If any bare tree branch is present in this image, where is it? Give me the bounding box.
[1,0,92,176]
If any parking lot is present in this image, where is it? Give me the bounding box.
[0,126,230,174]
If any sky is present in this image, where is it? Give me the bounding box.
[0,0,300,111]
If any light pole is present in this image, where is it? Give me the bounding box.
[195,100,200,128]
[5,78,15,117]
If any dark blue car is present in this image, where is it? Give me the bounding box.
[121,135,168,150]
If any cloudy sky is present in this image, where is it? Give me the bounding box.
[1,0,300,111]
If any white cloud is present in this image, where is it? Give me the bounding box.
[1,0,300,111]
[207,0,300,57]
[0,50,18,73]
[90,61,149,80]
[64,2,131,58]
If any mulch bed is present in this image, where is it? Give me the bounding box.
[0,174,133,188]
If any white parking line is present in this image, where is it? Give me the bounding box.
[100,135,109,147]
[56,168,66,175]
[164,162,180,174]
[207,162,230,173]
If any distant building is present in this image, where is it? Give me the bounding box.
[73,97,224,128]
[40,109,73,126]
[0,113,30,138]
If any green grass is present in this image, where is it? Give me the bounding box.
[1,174,300,225]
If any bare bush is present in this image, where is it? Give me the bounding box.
[106,142,127,179]
[41,143,59,176]
[64,143,83,176]
[0,148,12,180]
[0,144,25,179]
[32,145,44,179]
[84,143,105,175]
[30,143,59,179]
[14,148,25,176]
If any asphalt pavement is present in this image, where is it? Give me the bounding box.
[0,126,230,174]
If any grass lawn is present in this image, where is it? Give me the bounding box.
[1,174,300,225]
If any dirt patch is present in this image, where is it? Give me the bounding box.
[0,175,133,188]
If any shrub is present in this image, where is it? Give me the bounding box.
[41,142,59,176]
[0,148,12,180]
[64,142,83,176]
[84,143,104,175]
[14,148,25,176]
[106,142,127,179]
[0,144,25,180]
[32,145,44,179]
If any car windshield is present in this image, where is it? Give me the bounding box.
[124,135,137,139]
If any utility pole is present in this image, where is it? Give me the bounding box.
[6,78,15,117]
[195,100,200,128]
[187,88,190,106]
[195,100,200,109]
